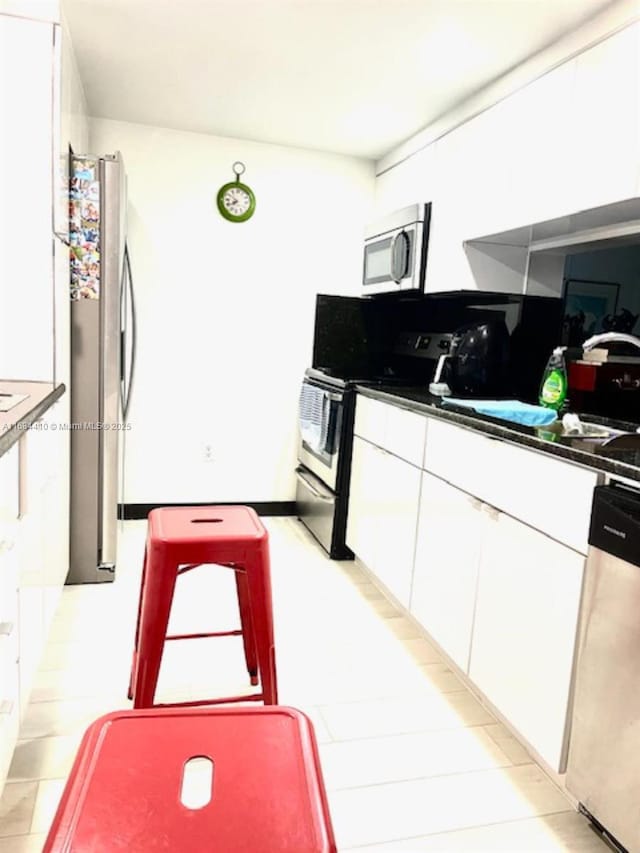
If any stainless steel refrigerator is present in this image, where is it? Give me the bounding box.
[68,152,136,584]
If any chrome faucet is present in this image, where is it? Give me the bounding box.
[582,332,640,352]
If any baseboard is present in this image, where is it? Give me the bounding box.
[118,501,297,520]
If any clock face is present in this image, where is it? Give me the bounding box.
[223,186,251,216]
[217,181,256,222]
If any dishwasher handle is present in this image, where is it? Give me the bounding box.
[589,482,640,568]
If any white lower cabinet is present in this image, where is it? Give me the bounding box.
[0,657,19,786]
[0,409,70,792]
[0,450,20,786]
[374,450,422,609]
[347,436,421,609]
[410,474,484,673]
[348,395,593,774]
[346,436,381,572]
[468,510,585,772]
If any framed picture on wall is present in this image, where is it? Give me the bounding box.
[562,278,620,346]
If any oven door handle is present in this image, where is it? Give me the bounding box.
[295,467,334,502]
[303,386,342,403]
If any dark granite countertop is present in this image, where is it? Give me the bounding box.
[356,384,640,484]
[0,380,66,460]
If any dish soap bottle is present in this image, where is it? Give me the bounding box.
[539,347,569,411]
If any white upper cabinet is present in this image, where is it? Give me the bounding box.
[494,60,576,229]
[0,14,55,381]
[567,22,640,214]
[374,144,438,219]
[425,108,530,294]
[376,21,640,295]
[53,23,68,240]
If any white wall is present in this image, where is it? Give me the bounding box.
[62,14,89,155]
[375,20,640,295]
[89,118,374,504]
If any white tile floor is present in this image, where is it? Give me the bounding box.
[0,517,610,851]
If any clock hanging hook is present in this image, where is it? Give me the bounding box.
[232,161,246,182]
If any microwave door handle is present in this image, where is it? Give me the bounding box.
[398,230,411,281]
[389,232,400,282]
[390,230,410,283]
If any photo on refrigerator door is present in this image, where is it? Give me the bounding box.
[70,157,101,301]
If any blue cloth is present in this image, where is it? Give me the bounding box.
[442,398,558,427]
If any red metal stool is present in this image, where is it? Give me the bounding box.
[128,505,277,708]
[43,706,337,853]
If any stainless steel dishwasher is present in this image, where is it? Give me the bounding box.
[566,481,640,853]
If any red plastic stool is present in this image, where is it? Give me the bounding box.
[128,505,277,708]
[43,706,337,853]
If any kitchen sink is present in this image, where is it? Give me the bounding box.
[560,421,623,439]
[540,418,640,447]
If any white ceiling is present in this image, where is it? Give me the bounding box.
[63,0,617,160]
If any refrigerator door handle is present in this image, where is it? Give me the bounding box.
[120,242,137,420]
[97,155,124,573]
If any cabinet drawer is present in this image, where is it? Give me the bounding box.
[485,440,598,554]
[354,396,389,446]
[423,419,598,553]
[423,420,498,501]
[384,406,427,467]
[355,396,427,466]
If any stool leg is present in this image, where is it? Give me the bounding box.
[235,570,259,687]
[246,542,278,705]
[128,544,149,701]
[132,551,177,709]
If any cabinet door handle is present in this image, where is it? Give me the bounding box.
[0,700,14,715]
[0,622,14,637]
[467,496,483,510]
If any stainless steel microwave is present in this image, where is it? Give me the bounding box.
[362,202,431,296]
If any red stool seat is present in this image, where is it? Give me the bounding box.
[129,506,277,708]
[43,707,337,853]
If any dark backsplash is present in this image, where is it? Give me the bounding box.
[312,292,564,402]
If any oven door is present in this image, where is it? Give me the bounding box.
[298,380,344,492]
[362,222,424,295]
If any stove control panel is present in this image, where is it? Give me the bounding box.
[394,331,454,360]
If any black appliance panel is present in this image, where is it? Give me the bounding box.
[446,319,512,397]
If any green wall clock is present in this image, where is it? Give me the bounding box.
[216,161,256,222]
